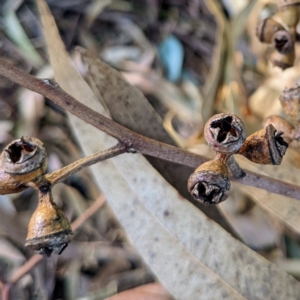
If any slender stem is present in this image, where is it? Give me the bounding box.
[214,153,230,164]
[1,59,300,200]
[44,144,127,186]
[226,156,246,179]
[214,153,245,179]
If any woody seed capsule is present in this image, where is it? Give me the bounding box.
[25,190,73,256]
[237,124,288,165]
[263,115,295,143]
[270,50,295,70]
[272,30,294,54]
[256,18,284,44]
[204,113,246,154]
[187,160,230,204]
[0,137,47,194]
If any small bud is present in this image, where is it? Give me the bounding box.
[204,113,246,154]
[270,50,295,70]
[263,115,295,143]
[0,137,48,194]
[256,18,284,44]
[237,124,288,165]
[25,191,73,256]
[187,160,230,204]
[272,30,294,54]
[279,85,300,124]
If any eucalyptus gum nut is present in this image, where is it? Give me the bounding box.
[25,191,73,257]
[0,137,48,194]
[204,113,246,154]
[270,50,295,70]
[0,169,27,194]
[256,18,284,44]
[237,124,288,165]
[2,137,47,174]
[187,160,230,205]
[263,115,295,143]
[272,30,294,54]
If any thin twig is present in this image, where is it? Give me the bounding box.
[44,144,127,186]
[0,282,9,300]
[71,194,106,231]
[1,59,300,200]
[9,255,42,285]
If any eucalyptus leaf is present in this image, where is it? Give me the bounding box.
[36,0,300,298]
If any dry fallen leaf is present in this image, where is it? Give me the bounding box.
[76,47,231,232]
[77,47,174,144]
[219,201,281,249]
[18,65,52,137]
[3,1,44,67]
[236,156,300,240]
[36,0,300,298]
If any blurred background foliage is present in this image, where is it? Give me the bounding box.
[1,0,300,299]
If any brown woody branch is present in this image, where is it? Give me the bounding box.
[0,58,300,200]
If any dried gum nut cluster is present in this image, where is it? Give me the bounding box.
[256,0,300,69]
[188,113,288,205]
[0,137,72,256]
[0,119,289,252]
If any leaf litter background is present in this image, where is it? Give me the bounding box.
[2,0,300,299]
